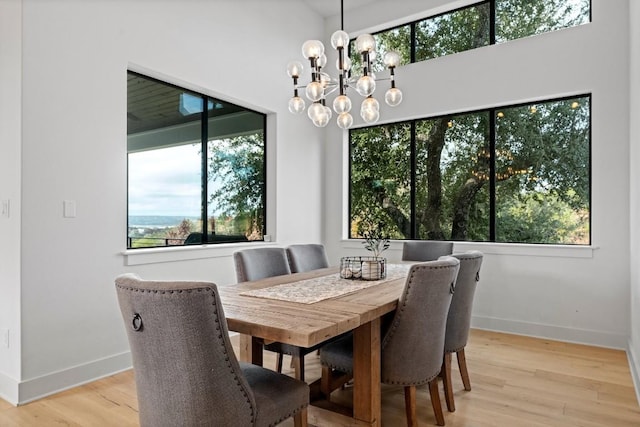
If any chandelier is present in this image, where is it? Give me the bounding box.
[286,0,403,129]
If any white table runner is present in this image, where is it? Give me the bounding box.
[241,263,412,304]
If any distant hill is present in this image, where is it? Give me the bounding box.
[128,215,200,228]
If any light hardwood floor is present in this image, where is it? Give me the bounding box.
[1,329,638,426]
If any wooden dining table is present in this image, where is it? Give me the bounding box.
[217,265,412,427]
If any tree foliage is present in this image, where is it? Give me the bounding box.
[207,133,265,238]
[496,0,590,42]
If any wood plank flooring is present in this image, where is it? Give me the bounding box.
[0,329,638,426]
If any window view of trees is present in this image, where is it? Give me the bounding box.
[207,133,266,242]
[350,95,590,244]
[348,0,590,245]
[496,0,590,43]
[416,2,490,61]
[350,0,589,74]
[495,99,590,244]
[127,72,266,249]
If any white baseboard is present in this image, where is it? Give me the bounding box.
[17,351,132,405]
[627,340,640,406]
[471,315,628,349]
[0,371,19,405]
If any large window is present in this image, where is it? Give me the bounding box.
[349,0,589,70]
[349,95,591,245]
[127,72,266,249]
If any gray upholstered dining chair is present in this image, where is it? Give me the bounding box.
[402,240,454,262]
[439,251,483,413]
[233,247,292,282]
[273,243,331,375]
[320,258,460,426]
[286,243,330,273]
[234,247,323,381]
[115,273,309,427]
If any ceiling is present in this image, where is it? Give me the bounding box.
[127,73,244,135]
[302,0,380,18]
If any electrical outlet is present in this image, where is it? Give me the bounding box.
[1,329,8,348]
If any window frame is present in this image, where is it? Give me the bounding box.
[348,93,592,245]
[348,0,591,67]
[126,70,268,250]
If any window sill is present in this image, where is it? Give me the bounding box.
[123,241,274,266]
[340,240,597,259]
[447,241,597,258]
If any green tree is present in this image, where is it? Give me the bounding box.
[350,123,411,239]
[207,133,265,238]
[496,0,590,42]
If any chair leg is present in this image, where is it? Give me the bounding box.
[441,352,455,412]
[293,355,305,382]
[276,352,284,373]
[457,349,471,391]
[428,378,445,426]
[293,407,308,427]
[404,386,418,427]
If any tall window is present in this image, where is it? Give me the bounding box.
[127,72,266,249]
[349,0,589,69]
[349,95,591,245]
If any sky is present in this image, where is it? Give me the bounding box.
[128,144,202,217]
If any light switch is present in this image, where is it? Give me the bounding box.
[1,200,8,218]
[63,200,76,218]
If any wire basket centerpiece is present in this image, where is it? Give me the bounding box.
[340,256,387,281]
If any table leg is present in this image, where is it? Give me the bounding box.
[353,318,381,426]
[239,334,263,366]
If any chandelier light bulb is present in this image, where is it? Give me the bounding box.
[385,87,403,107]
[305,81,324,102]
[288,96,306,114]
[356,75,376,97]
[383,51,401,68]
[302,40,325,59]
[361,106,380,124]
[361,97,380,113]
[324,105,333,120]
[311,106,331,127]
[337,56,352,72]
[342,56,352,71]
[333,95,352,114]
[312,117,329,127]
[331,30,350,49]
[308,102,325,121]
[286,61,304,78]
[355,33,376,53]
[317,53,327,68]
[337,112,354,129]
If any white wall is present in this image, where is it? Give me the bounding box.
[0,0,23,404]
[628,0,640,402]
[5,0,639,405]
[12,0,326,404]
[324,0,633,349]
